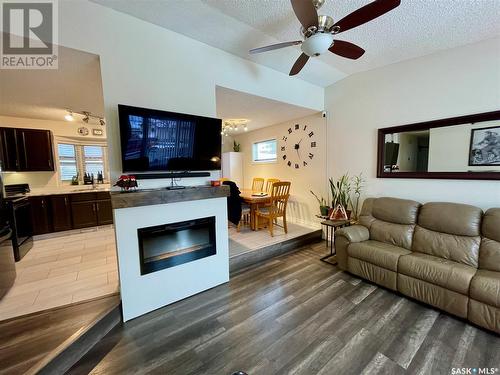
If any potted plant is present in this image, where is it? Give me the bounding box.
[351,173,364,221]
[233,141,241,152]
[329,174,352,218]
[310,190,329,216]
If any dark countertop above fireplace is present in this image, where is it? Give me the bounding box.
[110,185,230,209]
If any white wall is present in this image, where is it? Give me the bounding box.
[0,115,108,188]
[325,37,500,210]
[53,1,324,189]
[234,113,326,226]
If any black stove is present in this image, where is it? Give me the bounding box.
[4,184,33,261]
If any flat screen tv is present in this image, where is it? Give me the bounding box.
[118,105,222,173]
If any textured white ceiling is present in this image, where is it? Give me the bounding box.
[0,41,105,122]
[93,0,500,87]
[216,86,318,133]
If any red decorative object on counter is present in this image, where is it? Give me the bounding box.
[114,175,138,191]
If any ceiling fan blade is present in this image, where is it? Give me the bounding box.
[329,40,365,59]
[333,0,401,34]
[291,0,318,29]
[249,41,302,55]
[289,53,309,76]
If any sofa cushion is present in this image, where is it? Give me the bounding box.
[479,208,500,272]
[412,226,480,267]
[348,240,411,271]
[418,202,482,237]
[370,221,415,250]
[480,238,500,272]
[468,299,500,334]
[482,208,500,242]
[470,270,500,308]
[398,253,476,295]
[348,257,398,291]
[398,274,469,318]
[372,197,421,225]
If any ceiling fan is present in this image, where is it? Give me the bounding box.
[249,0,401,76]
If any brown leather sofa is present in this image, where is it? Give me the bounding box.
[335,197,500,334]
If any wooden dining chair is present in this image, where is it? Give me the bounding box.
[219,177,230,182]
[256,181,291,236]
[251,177,264,191]
[265,178,280,194]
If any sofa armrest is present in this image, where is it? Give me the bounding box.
[335,225,370,243]
[334,225,369,270]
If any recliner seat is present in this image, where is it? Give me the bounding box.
[335,197,500,334]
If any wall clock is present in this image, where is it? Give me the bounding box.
[281,123,317,169]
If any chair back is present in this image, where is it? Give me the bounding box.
[270,182,291,216]
[265,178,280,194]
[222,180,242,225]
[251,177,264,191]
[219,178,230,182]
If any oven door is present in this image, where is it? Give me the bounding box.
[12,200,33,245]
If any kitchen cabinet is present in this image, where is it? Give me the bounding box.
[17,129,54,171]
[71,192,113,229]
[29,196,51,235]
[0,128,19,171]
[0,127,54,172]
[50,195,72,232]
[96,199,113,225]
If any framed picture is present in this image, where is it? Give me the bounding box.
[468,126,500,166]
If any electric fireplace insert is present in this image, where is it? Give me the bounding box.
[138,216,216,275]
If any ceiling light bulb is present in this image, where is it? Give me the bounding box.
[64,112,74,121]
[301,33,334,57]
[244,126,248,131]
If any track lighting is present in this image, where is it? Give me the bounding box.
[64,111,74,121]
[64,109,105,126]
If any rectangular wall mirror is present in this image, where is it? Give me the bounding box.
[377,111,500,180]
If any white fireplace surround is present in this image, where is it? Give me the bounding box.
[113,197,229,321]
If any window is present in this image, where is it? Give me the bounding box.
[83,145,105,176]
[57,143,108,183]
[252,139,277,163]
[58,144,77,181]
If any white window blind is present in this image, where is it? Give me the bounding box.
[58,144,77,181]
[83,145,104,176]
[252,139,277,162]
[57,143,108,183]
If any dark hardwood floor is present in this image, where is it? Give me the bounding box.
[0,295,120,375]
[69,243,499,375]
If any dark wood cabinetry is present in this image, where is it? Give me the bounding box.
[0,127,54,172]
[96,199,113,225]
[29,196,51,235]
[29,192,113,235]
[0,128,19,171]
[71,192,114,228]
[50,195,72,232]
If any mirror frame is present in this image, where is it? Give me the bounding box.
[377,110,500,180]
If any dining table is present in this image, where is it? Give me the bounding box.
[239,189,271,230]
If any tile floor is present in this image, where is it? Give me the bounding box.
[228,220,320,257]
[0,225,119,321]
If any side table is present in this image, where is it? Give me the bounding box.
[320,219,351,265]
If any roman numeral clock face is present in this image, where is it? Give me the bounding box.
[281,124,316,169]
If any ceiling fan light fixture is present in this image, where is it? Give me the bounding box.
[301,33,334,57]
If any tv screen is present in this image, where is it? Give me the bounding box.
[118,105,222,172]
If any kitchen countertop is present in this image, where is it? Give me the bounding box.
[13,185,111,198]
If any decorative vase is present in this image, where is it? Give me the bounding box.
[320,205,329,216]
